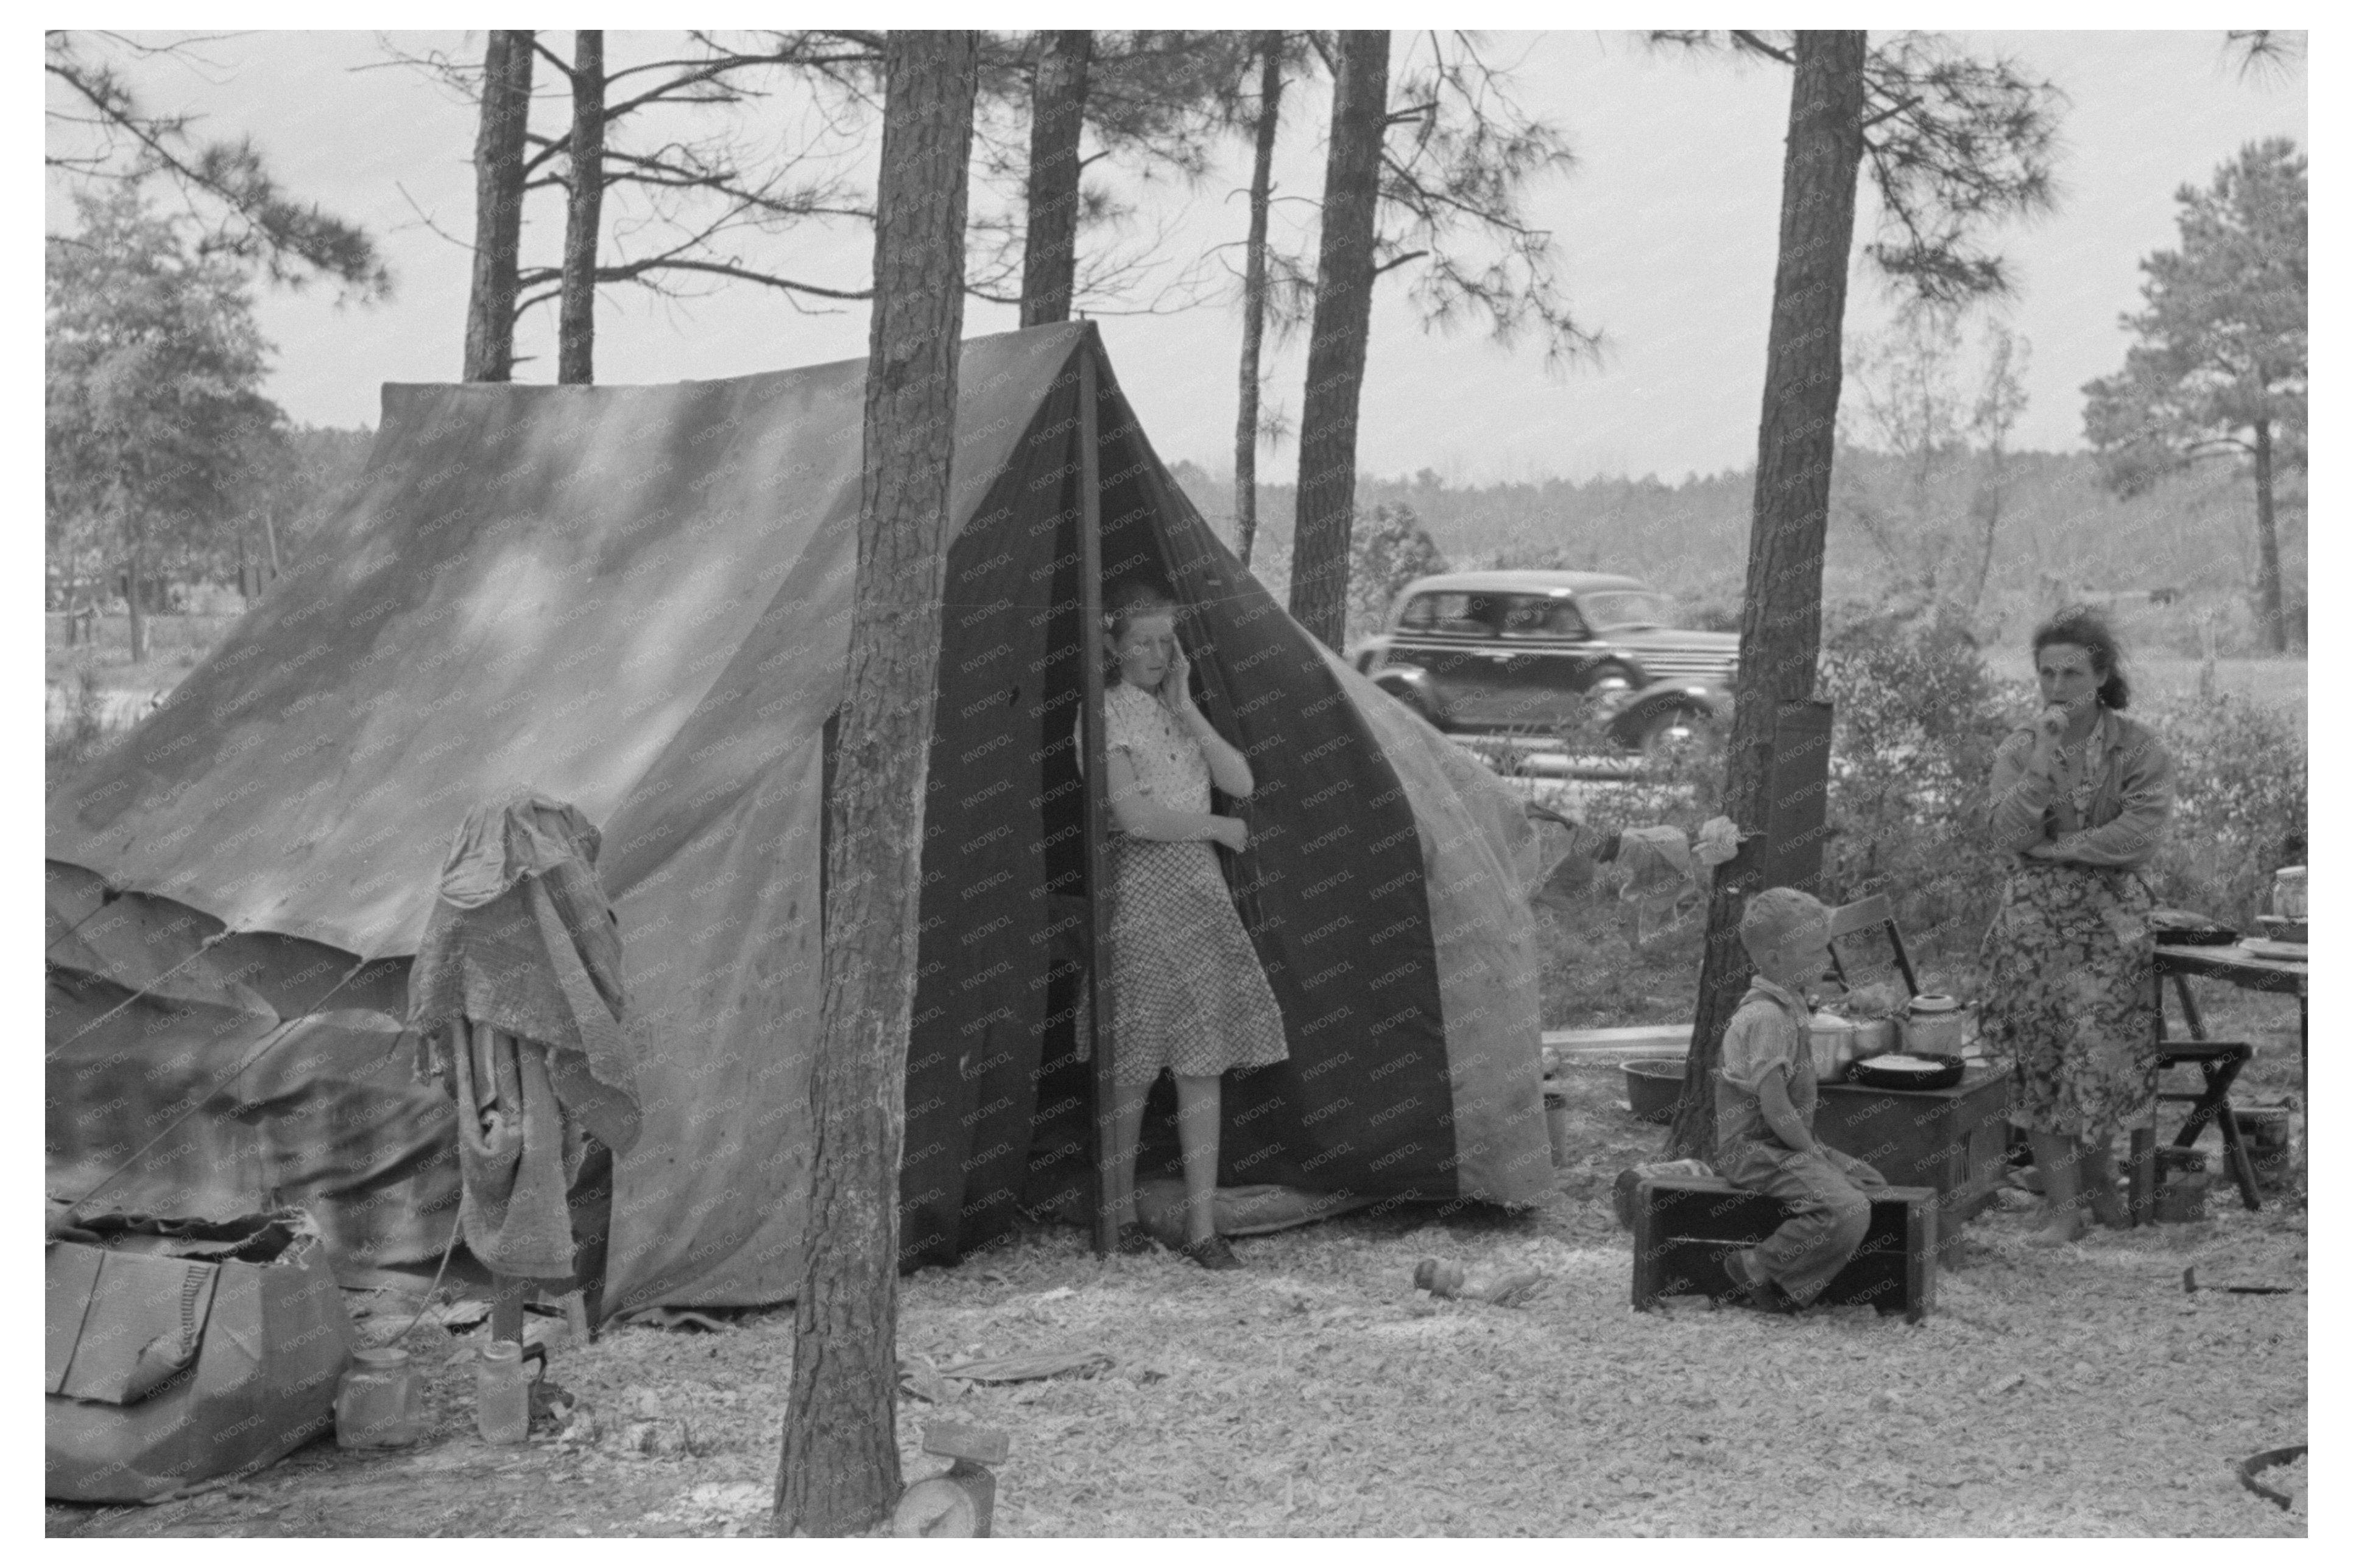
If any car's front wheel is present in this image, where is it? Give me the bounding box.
[1380,682,1442,730]
[1582,663,1639,705]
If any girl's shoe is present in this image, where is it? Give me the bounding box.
[1180,1234,1241,1271]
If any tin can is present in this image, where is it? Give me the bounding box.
[475,1340,531,1445]
[2271,866,2307,920]
[1807,1014,1857,1080]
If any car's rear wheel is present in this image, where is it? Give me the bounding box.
[1640,705,1712,772]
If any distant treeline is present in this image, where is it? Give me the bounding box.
[142,426,2303,661]
[1171,446,2305,656]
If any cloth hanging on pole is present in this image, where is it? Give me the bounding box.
[409,790,638,1278]
[1615,817,1743,944]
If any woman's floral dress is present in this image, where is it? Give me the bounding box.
[1978,706,2176,1140]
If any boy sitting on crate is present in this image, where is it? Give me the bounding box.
[1710,887,1889,1312]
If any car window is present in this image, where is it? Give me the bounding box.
[1578,590,1673,631]
[1498,596,1586,638]
[1400,592,1494,637]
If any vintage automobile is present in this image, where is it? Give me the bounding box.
[1349,570,1738,756]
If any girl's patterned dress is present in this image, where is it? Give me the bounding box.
[1099,681,1289,1088]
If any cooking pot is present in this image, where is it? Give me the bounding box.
[1846,1016,1899,1062]
[1807,1013,1858,1080]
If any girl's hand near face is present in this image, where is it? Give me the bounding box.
[1162,642,1197,719]
[1210,815,1247,853]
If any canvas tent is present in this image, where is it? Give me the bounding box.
[47,322,1552,1314]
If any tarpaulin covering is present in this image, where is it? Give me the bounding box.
[48,323,1551,1310]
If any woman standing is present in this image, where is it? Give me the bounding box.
[1093,583,1288,1269]
[1980,607,2176,1243]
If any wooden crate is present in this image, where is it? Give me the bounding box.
[1631,1175,1938,1323]
[1815,1064,2010,1267]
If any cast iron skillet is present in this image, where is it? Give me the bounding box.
[1844,1053,1966,1092]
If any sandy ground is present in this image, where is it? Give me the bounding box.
[46,1061,2305,1539]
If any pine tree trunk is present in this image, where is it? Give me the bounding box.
[125,538,147,665]
[558,31,605,386]
[1233,32,1284,569]
[773,29,978,1540]
[1288,29,1389,650]
[463,30,534,382]
[1969,446,2005,617]
[2251,417,2285,652]
[1019,30,1091,328]
[1667,31,1867,1161]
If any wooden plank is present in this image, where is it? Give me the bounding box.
[1543,1024,1692,1058]
[1630,1175,1663,1311]
[922,1419,1010,1465]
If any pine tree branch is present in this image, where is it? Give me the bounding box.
[46,35,390,297]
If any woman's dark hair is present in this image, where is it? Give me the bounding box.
[2031,605,2130,709]
[1105,582,1179,642]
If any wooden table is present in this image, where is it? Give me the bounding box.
[2128,943,2309,1220]
[2154,941,2308,1087]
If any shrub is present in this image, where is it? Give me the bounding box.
[2137,691,2307,925]
[1818,606,2013,971]
[1346,502,1447,644]
[46,669,111,792]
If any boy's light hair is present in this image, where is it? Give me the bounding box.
[1740,886,1830,958]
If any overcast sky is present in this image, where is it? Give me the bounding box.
[46,28,2306,487]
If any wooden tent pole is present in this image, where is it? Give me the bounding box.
[1077,337,1118,1259]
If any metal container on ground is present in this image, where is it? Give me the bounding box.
[2154,1147,2211,1223]
[2154,1170,2212,1223]
[1543,1085,1573,1165]
[2237,1105,2296,1186]
[1622,1059,1684,1123]
[336,1347,425,1450]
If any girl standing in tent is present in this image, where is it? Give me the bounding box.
[1096,583,1288,1269]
